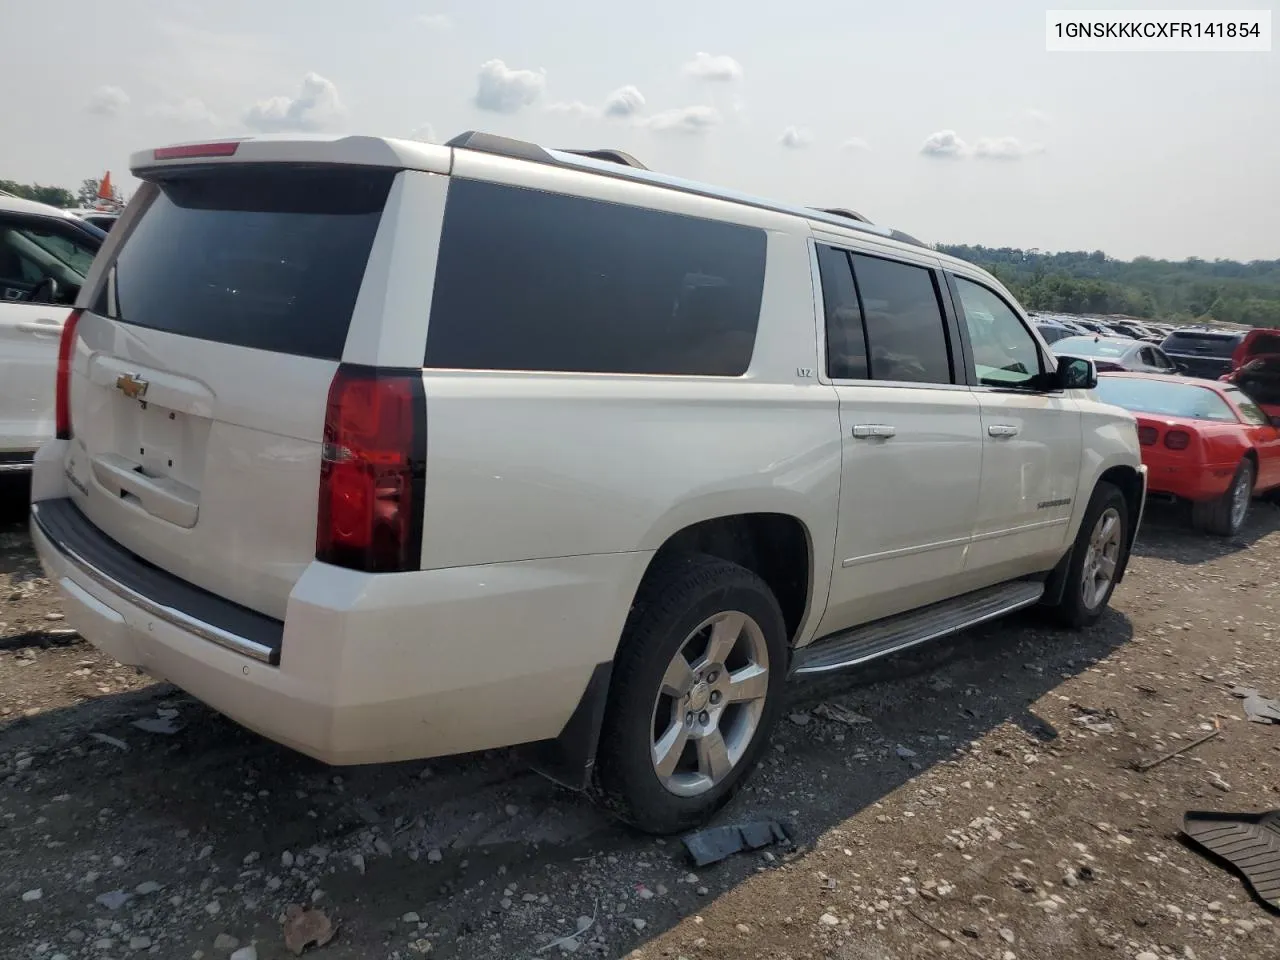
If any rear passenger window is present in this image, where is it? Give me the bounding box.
[425,179,767,376]
[815,245,868,380]
[849,254,953,384]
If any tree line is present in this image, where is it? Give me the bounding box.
[1,177,122,210]
[939,245,1280,328]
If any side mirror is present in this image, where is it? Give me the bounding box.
[1057,355,1097,390]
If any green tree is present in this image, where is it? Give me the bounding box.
[0,179,77,208]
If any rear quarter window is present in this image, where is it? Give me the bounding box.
[424,179,767,376]
[100,167,394,360]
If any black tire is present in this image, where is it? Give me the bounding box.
[1045,482,1129,630]
[1191,458,1255,537]
[594,553,788,835]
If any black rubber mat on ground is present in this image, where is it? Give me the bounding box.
[1183,810,1280,911]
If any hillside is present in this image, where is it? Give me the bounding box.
[938,245,1280,328]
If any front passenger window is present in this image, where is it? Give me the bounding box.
[953,276,1043,389]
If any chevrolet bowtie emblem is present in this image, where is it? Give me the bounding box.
[115,373,149,400]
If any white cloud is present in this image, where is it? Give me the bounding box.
[148,97,218,125]
[640,105,722,135]
[603,85,646,119]
[974,136,1043,160]
[86,85,130,116]
[416,13,451,29]
[683,51,743,82]
[779,126,813,149]
[408,123,437,143]
[920,129,967,158]
[474,59,546,113]
[547,100,600,119]
[840,136,871,152]
[1024,108,1051,124]
[243,72,344,132]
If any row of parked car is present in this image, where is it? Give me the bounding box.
[6,130,1280,834]
[1031,314,1280,536]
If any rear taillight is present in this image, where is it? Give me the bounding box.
[55,309,83,440]
[316,364,425,574]
[1164,430,1191,451]
[1137,426,1158,446]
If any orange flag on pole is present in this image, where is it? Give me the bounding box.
[96,172,113,201]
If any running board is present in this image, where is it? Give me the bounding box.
[792,581,1045,676]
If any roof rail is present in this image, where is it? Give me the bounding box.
[558,148,649,170]
[814,207,872,224]
[444,130,930,250]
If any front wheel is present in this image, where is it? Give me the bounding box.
[1191,459,1255,537]
[594,553,788,835]
[1045,482,1129,630]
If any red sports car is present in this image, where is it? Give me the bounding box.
[1094,373,1280,536]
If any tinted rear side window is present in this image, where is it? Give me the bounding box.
[849,254,953,384]
[425,179,767,376]
[104,167,393,360]
[816,244,869,380]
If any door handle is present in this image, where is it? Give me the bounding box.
[988,424,1020,438]
[16,320,62,336]
[852,424,896,439]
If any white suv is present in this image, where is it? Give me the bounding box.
[31,132,1146,834]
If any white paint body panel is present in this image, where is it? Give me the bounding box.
[0,299,64,454]
[819,385,982,633]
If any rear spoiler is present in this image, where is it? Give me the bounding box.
[131,136,452,179]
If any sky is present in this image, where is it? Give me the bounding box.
[2,0,1275,261]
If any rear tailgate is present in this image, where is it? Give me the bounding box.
[63,162,395,621]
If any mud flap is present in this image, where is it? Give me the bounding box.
[522,662,612,792]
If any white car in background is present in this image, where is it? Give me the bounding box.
[0,195,105,474]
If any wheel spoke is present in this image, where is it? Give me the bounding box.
[1097,555,1116,579]
[695,729,732,783]
[660,654,694,699]
[727,663,768,703]
[704,612,745,667]
[652,721,689,779]
[1099,514,1117,544]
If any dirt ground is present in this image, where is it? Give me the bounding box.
[3,477,1279,960]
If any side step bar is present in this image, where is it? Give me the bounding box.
[792,581,1045,676]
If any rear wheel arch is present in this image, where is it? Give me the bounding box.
[524,512,813,796]
[640,512,814,645]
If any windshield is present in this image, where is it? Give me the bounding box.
[1054,336,1129,359]
[1095,377,1238,422]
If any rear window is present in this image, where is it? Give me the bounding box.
[1054,336,1129,358]
[424,179,767,376]
[100,167,393,360]
[1161,332,1241,358]
[1094,377,1238,422]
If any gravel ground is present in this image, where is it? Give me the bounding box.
[3,476,1279,960]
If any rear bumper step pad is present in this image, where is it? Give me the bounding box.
[31,497,284,664]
